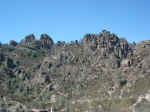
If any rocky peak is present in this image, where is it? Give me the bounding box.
[97,31,119,49]
[19,33,54,49]
[82,34,98,51]
[24,34,35,43]
[81,30,130,58]
[40,34,52,40]
[101,29,111,37]
[40,34,54,49]
[20,34,36,46]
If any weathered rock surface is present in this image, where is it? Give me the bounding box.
[40,34,54,49]
[19,34,54,49]
[82,33,98,51]
[20,34,36,45]
[0,30,150,112]
[82,30,131,59]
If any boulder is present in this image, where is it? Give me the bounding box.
[19,33,54,49]
[9,40,18,47]
[20,34,36,46]
[25,34,35,42]
[40,34,54,49]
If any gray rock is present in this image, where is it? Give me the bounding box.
[9,40,18,47]
[40,34,54,49]
[20,34,36,46]
[81,33,98,51]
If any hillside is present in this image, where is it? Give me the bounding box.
[0,30,150,112]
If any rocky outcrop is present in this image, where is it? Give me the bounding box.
[23,34,35,45]
[40,34,54,49]
[9,40,18,47]
[81,30,131,58]
[82,34,98,51]
[119,38,130,57]
[98,30,131,58]
[20,34,36,46]
[97,30,119,56]
[20,34,54,49]
[1,30,150,112]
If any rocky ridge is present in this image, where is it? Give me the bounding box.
[19,34,53,49]
[0,30,150,112]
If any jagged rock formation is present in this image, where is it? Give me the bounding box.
[0,30,150,112]
[82,30,131,58]
[82,33,98,51]
[21,34,36,45]
[40,34,54,49]
[20,34,54,49]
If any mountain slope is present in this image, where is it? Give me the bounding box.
[0,30,150,112]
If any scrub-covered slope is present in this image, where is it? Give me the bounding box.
[0,30,150,112]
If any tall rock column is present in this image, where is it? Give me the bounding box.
[40,34,54,49]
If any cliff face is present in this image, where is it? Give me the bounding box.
[0,30,150,112]
[82,30,131,58]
